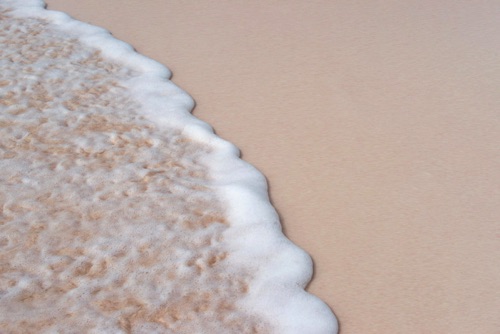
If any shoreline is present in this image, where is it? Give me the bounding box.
[45,1,500,332]
[2,2,336,332]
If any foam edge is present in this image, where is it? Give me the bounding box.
[9,1,338,332]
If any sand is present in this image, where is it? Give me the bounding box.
[44,1,500,333]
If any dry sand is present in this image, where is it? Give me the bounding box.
[45,1,500,333]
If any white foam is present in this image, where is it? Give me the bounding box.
[1,1,338,332]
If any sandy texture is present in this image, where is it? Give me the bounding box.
[44,1,500,333]
[0,8,267,333]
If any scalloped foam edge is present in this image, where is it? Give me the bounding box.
[6,1,338,332]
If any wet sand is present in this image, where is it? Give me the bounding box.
[45,1,500,333]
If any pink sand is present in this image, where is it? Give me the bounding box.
[45,1,500,332]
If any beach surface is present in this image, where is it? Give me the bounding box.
[45,1,500,333]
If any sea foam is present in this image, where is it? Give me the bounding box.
[0,1,337,332]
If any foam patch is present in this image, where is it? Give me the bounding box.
[0,1,337,333]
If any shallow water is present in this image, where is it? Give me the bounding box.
[0,1,337,333]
